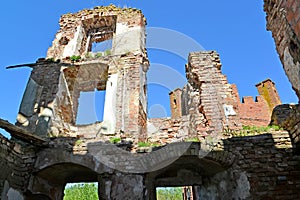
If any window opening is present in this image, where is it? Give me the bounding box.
[91,39,112,53]
[76,90,106,125]
[86,27,113,55]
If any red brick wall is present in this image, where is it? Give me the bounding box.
[285,0,300,40]
[238,96,271,127]
[231,79,282,127]
[264,0,300,99]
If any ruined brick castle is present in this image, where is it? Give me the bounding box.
[0,1,300,199]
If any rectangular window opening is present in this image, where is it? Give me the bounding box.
[86,26,114,56]
[91,39,112,53]
[76,90,106,125]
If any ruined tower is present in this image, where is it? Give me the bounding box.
[16,5,149,141]
[256,79,281,112]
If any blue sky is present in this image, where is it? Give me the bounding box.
[0,1,298,136]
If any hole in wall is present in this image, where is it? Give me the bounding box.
[91,39,112,53]
[59,36,69,45]
[76,90,106,125]
[0,128,11,139]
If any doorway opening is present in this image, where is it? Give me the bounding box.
[156,186,195,200]
[64,182,98,200]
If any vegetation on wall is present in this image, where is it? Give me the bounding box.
[70,55,81,62]
[231,125,283,137]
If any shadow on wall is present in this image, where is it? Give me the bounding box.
[8,130,297,199]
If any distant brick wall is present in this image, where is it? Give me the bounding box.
[170,55,280,128]
[230,79,281,127]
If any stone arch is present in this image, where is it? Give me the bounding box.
[28,147,113,200]
[34,148,99,173]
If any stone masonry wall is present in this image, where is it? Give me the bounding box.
[222,132,299,199]
[0,134,36,199]
[271,104,300,151]
[16,60,61,136]
[147,116,189,144]
[193,131,300,200]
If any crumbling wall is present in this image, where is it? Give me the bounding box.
[47,5,146,60]
[16,60,61,136]
[147,116,189,144]
[0,134,36,199]
[264,0,300,151]
[114,53,149,141]
[163,51,244,143]
[264,0,300,99]
[16,5,149,141]
[186,51,241,135]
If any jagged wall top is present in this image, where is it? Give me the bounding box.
[47,5,147,59]
[59,5,146,26]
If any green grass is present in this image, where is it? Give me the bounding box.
[109,137,121,144]
[184,137,200,142]
[232,125,283,137]
[137,142,159,147]
[75,139,83,146]
[95,52,103,58]
[104,49,111,56]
